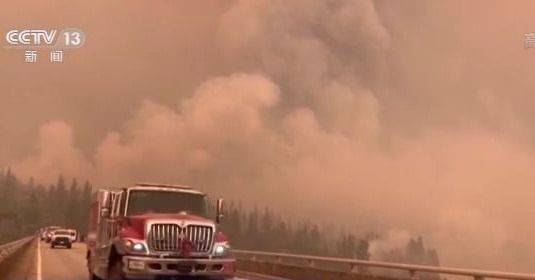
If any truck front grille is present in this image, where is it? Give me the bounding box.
[148,224,214,253]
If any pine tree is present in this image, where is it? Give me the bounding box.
[1,168,19,216]
[293,223,311,254]
[260,207,274,250]
[66,178,80,228]
[336,232,357,258]
[222,202,242,247]
[356,239,370,260]
[79,180,92,235]
[245,207,260,249]
[270,217,290,252]
[22,188,40,229]
[55,174,67,225]
[309,225,322,255]
[0,170,23,242]
[41,184,55,225]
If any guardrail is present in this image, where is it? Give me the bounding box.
[0,236,34,265]
[234,249,535,280]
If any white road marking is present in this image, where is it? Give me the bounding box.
[36,240,42,280]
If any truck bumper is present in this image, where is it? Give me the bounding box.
[122,255,236,279]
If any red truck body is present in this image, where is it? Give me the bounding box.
[86,183,235,280]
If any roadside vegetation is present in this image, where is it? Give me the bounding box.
[0,169,439,268]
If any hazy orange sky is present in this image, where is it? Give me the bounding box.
[3,0,535,272]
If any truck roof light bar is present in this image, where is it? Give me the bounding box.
[135,182,193,190]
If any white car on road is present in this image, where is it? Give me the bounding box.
[50,230,72,249]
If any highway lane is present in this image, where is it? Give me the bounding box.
[34,240,287,280]
[40,240,88,280]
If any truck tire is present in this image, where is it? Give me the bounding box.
[90,273,102,280]
[108,257,126,280]
[88,253,102,280]
[67,244,72,249]
[51,244,55,249]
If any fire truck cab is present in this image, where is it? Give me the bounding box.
[86,183,235,280]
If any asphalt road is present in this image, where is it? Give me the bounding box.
[3,240,287,280]
[40,240,88,280]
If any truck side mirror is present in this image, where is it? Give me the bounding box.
[216,198,224,224]
[101,208,110,218]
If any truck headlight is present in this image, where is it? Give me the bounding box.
[213,244,231,257]
[132,243,145,251]
[123,240,147,253]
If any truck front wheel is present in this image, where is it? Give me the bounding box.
[108,257,126,280]
[90,273,102,280]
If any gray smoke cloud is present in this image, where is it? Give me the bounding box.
[4,0,535,272]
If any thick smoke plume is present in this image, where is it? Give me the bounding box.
[3,0,535,272]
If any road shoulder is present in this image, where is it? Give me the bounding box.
[3,238,38,280]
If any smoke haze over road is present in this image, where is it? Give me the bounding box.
[3,0,535,272]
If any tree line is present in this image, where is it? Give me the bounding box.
[217,202,440,268]
[0,169,91,244]
[0,169,439,270]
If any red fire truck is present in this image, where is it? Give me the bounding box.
[86,183,235,280]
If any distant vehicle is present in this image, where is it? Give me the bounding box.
[43,226,62,242]
[50,229,72,249]
[87,183,235,280]
[39,228,47,241]
[66,228,78,243]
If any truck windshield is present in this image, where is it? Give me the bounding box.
[127,190,207,217]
